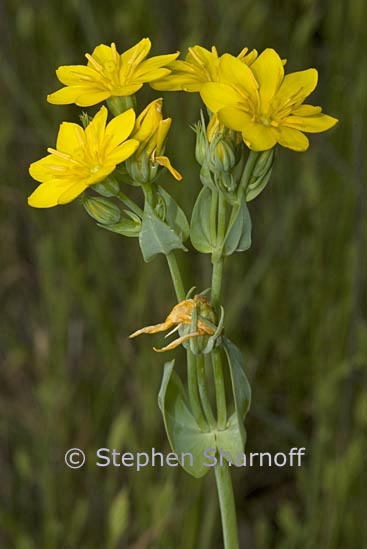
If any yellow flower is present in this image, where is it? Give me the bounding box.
[200,49,338,152]
[151,45,258,92]
[47,38,179,107]
[129,296,216,352]
[28,106,138,208]
[127,98,182,182]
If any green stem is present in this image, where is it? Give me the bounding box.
[211,192,226,309]
[196,354,216,429]
[211,348,227,430]
[166,252,186,302]
[211,259,224,312]
[187,351,208,431]
[117,191,143,218]
[215,462,239,549]
[210,189,219,244]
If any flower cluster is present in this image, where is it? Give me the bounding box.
[28,38,338,210]
[29,39,181,208]
[153,46,338,152]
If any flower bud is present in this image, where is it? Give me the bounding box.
[126,99,181,184]
[208,136,236,173]
[245,149,275,201]
[92,175,120,197]
[82,196,121,225]
[194,113,209,166]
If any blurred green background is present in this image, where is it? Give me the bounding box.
[1,0,366,547]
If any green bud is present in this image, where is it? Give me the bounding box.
[245,149,275,201]
[200,164,216,191]
[100,211,141,238]
[193,114,209,166]
[125,154,159,185]
[208,135,236,173]
[79,112,92,129]
[252,149,275,178]
[82,196,121,225]
[92,176,120,197]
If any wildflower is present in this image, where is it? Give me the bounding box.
[47,39,179,107]
[28,106,138,207]
[126,98,182,183]
[129,295,217,352]
[151,45,258,92]
[200,49,338,151]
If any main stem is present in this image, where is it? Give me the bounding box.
[211,192,238,548]
[215,462,239,549]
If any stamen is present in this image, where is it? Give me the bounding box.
[85,53,104,74]
[47,148,70,160]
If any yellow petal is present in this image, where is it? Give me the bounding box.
[86,166,117,186]
[120,38,151,67]
[28,179,85,208]
[251,48,284,111]
[218,107,252,132]
[129,318,174,338]
[57,181,89,204]
[111,84,143,96]
[283,113,339,133]
[47,86,86,105]
[29,155,68,183]
[135,68,173,83]
[277,126,309,151]
[85,106,108,150]
[106,139,139,165]
[218,54,258,101]
[75,90,111,107]
[200,82,243,113]
[275,69,318,108]
[154,332,201,353]
[156,155,182,180]
[292,104,322,116]
[56,122,85,154]
[241,123,277,151]
[105,108,136,149]
[186,45,216,66]
[151,72,204,91]
[56,65,97,85]
[134,53,179,77]
[156,119,172,154]
[88,44,114,66]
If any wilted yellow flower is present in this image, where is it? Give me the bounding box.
[151,45,258,92]
[126,98,182,182]
[47,38,179,107]
[129,295,215,352]
[201,49,338,151]
[28,106,138,208]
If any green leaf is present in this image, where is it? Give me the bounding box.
[190,187,216,254]
[158,360,215,478]
[159,187,190,241]
[223,337,252,451]
[139,201,187,262]
[223,195,252,255]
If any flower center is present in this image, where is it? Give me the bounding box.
[90,164,101,174]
